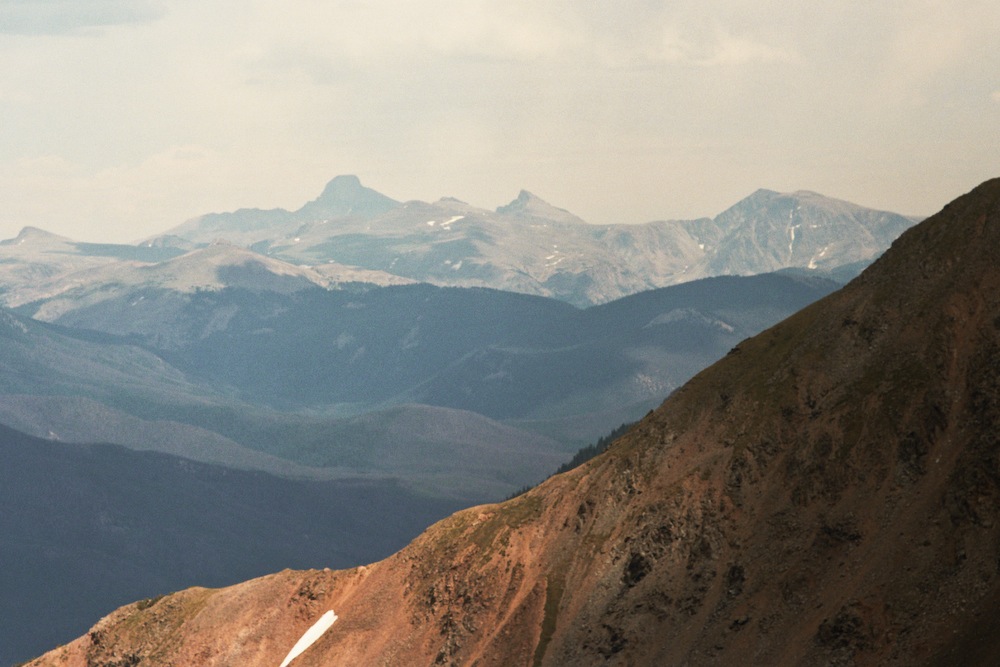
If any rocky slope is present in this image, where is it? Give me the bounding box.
[27,178,999,666]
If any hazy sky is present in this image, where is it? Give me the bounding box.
[1,1,998,242]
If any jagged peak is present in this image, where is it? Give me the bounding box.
[316,174,364,199]
[499,189,544,209]
[296,175,400,220]
[496,190,583,223]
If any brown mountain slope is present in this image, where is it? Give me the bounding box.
[29,178,1000,666]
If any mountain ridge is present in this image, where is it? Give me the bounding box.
[147,176,918,306]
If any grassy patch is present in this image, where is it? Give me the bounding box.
[468,494,543,555]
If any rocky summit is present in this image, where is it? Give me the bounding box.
[27,178,1000,666]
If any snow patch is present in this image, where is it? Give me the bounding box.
[279,610,338,667]
[645,308,734,332]
[428,215,463,229]
[807,245,830,270]
[788,224,801,258]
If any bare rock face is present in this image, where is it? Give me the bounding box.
[28,178,1000,666]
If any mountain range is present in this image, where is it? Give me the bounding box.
[0,274,838,493]
[0,177,911,467]
[0,246,839,664]
[24,178,1000,666]
[0,175,918,313]
[0,177,928,665]
[157,175,919,306]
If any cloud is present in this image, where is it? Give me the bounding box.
[886,14,967,84]
[239,2,580,68]
[697,29,796,66]
[0,146,248,242]
[0,0,164,35]
[2,1,998,243]
[593,18,796,68]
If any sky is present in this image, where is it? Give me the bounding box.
[1,0,998,243]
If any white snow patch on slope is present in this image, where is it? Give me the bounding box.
[428,216,463,229]
[807,245,830,270]
[278,609,338,667]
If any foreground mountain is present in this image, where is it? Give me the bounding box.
[156,175,918,306]
[0,424,464,666]
[30,178,998,666]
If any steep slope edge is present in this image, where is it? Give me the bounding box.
[28,178,1000,666]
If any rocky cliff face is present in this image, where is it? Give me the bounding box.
[28,178,1000,666]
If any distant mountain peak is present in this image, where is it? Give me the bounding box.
[0,226,73,246]
[736,188,874,213]
[500,189,544,209]
[317,174,363,198]
[496,190,583,224]
[296,175,400,220]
